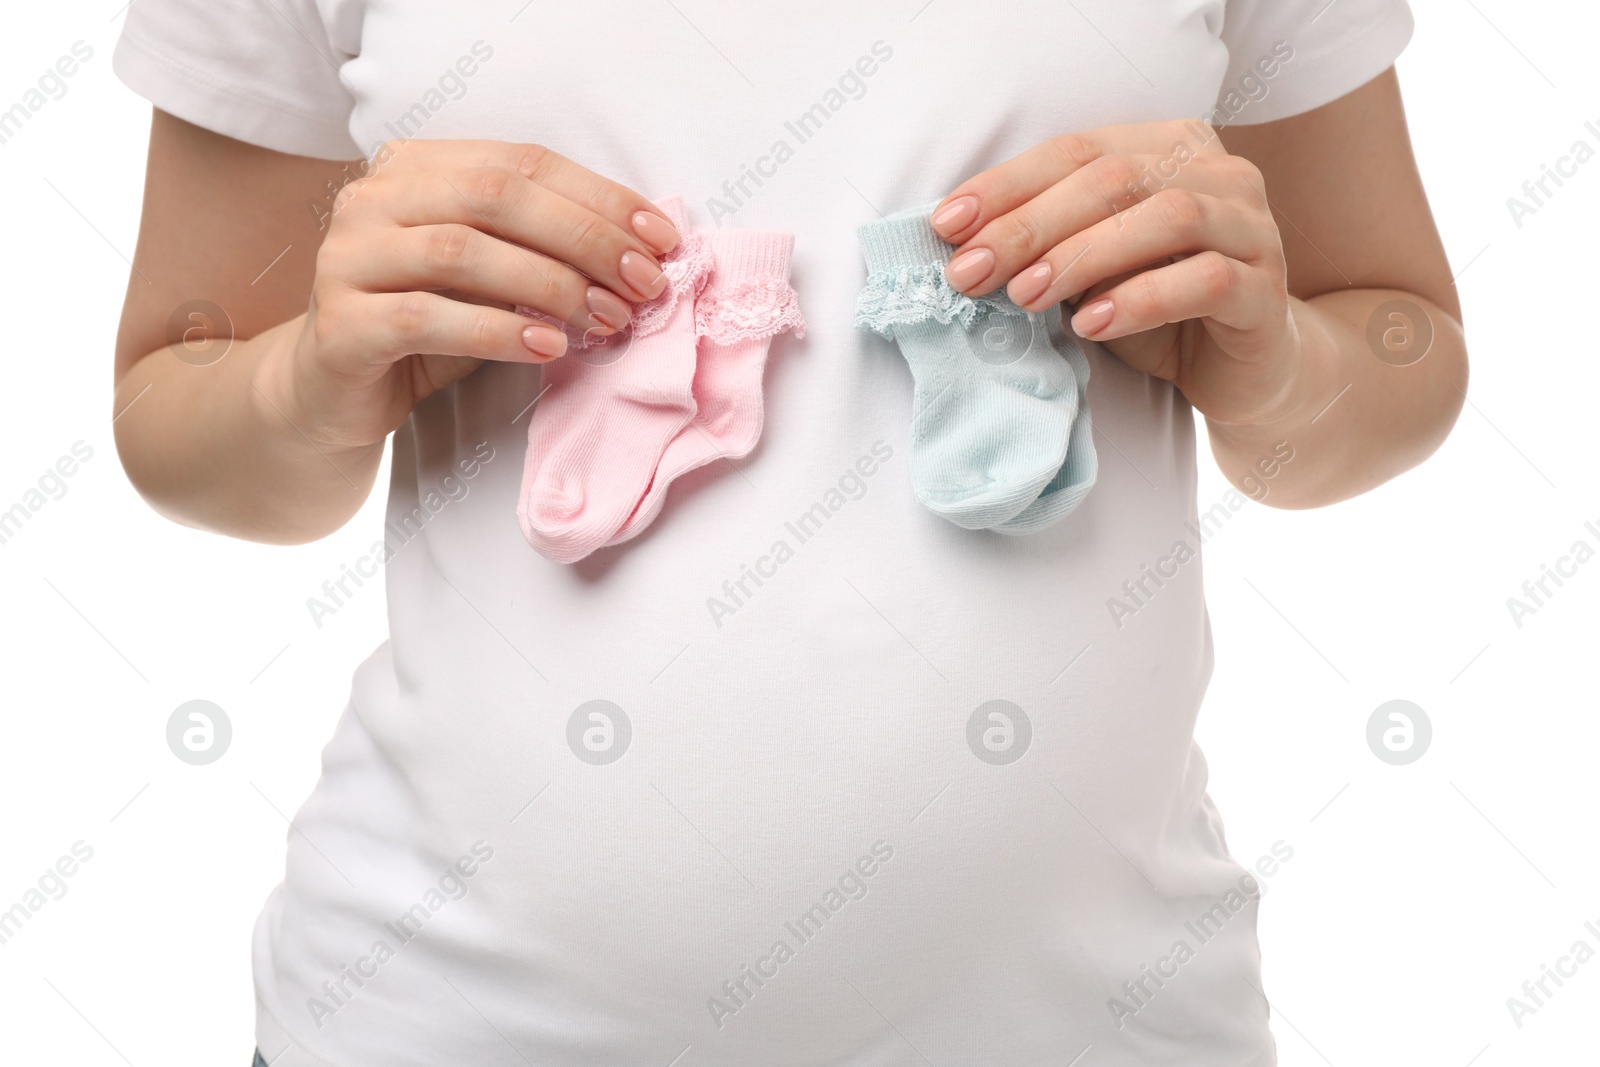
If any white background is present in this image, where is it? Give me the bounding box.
[1,1,1596,1064]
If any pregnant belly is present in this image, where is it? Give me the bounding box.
[262,623,1255,1065]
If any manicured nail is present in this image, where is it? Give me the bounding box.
[931,195,979,237]
[631,210,679,254]
[1008,263,1055,307]
[521,324,567,360]
[1073,299,1115,337]
[584,286,631,333]
[619,250,666,299]
[945,247,995,291]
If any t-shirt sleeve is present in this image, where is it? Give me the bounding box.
[112,0,362,159]
[1213,0,1414,125]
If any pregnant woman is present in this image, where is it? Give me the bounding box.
[110,1,1464,1063]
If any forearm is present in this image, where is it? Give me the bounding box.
[112,316,384,544]
[1206,288,1467,509]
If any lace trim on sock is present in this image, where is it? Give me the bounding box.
[630,228,713,340]
[696,277,806,345]
[854,264,1013,339]
[515,228,713,351]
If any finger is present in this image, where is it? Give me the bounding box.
[355,290,569,364]
[1068,251,1266,343]
[931,120,1224,243]
[367,139,681,255]
[368,169,669,303]
[349,224,631,335]
[1006,190,1269,312]
[944,153,1265,296]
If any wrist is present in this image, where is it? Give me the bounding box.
[248,317,379,462]
[1205,299,1338,453]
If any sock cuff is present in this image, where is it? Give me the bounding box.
[858,201,953,273]
[855,201,1017,339]
[694,229,804,345]
[703,229,795,284]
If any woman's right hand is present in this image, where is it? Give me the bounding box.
[256,138,682,451]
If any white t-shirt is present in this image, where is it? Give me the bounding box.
[115,3,1412,1064]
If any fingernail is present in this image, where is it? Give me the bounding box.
[619,251,666,299]
[931,195,979,237]
[945,247,995,291]
[631,210,680,254]
[1073,299,1115,337]
[521,324,567,360]
[1008,263,1055,307]
[584,286,631,333]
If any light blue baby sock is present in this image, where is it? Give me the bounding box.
[856,203,1078,530]
[996,311,1098,535]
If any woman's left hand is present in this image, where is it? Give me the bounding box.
[931,120,1302,428]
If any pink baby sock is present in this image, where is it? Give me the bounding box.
[517,196,712,563]
[605,229,804,547]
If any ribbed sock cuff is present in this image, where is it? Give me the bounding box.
[858,201,952,273]
[704,229,794,283]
